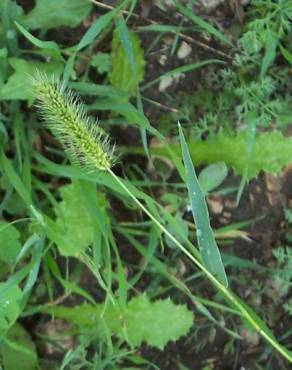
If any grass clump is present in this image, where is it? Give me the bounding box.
[1,0,292,368]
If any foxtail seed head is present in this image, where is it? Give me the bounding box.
[32,72,114,171]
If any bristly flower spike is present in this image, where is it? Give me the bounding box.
[32,72,114,171]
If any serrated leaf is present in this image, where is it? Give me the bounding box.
[42,295,194,349]
[20,0,91,30]
[109,30,145,95]
[0,221,21,264]
[143,131,292,179]
[91,52,111,74]
[123,295,193,349]
[0,323,38,370]
[51,182,107,256]
[191,131,292,178]
[0,58,63,101]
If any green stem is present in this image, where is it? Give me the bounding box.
[108,168,292,363]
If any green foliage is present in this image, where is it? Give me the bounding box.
[165,212,188,249]
[272,246,292,314]
[0,221,21,264]
[173,0,232,46]
[272,208,292,315]
[0,0,292,367]
[20,0,92,30]
[109,30,145,95]
[239,0,292,74]
[49,182,107,256]
[0,283,22,334]
[145,131,292,179]
[44,295,194,349]
[179,125,227,286]
[0,323,38,370]
[15,21,62,60]
[198,162,228,194]
[0,58,63,101]
[91,52,111,74]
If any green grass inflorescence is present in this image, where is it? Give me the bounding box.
[32,72,114,171]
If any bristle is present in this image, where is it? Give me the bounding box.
[32,72,114,171]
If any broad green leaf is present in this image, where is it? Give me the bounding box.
[123,295,193,349]
[0,58,62,101]
[0,323,38,370]
[20,0,92,30]
[42,295,194,349]
[178,124,228,286]
[0,283,22,334]
[191,131,292,178]
[198,162,228,194]
[109,30,145,95]
[50,182,107,256]
[0,221,21,264]
[131,131,292,179]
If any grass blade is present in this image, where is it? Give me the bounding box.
[142,59,224,90]
[178,124,228,287]
[76,7,117,51]
[173,0,232,46]
[15,21,61,59]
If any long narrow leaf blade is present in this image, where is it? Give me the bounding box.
[178,124,228,287]
[174,0,232,46]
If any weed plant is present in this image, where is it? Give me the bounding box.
[0,0,292,369]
